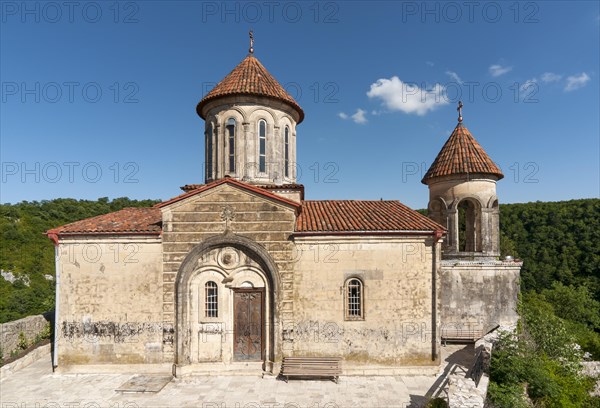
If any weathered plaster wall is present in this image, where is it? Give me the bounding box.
[291,236,441,367]
[56,237,163,365]
[440,261,521,333]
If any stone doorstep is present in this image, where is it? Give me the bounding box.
[53,362,442,378]
[175,361,265,377]
[55,363,174,375]
[342,367,440,376]
[177,362,441,375]
[0,343,51,380]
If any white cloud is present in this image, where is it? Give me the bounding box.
[351,109,368,124]
[367,76,449,116]
[338,109,367,124]
[520,78,537,92]
[445,71,463,84]
[564,72,590,91]
[540,72,562,83]
[426,61,435,67]
[489,64,513,77]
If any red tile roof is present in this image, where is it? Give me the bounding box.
[47,207,161,237]
[422,122,504,184]
[296,200,444,234]
[47,184,444,238]
[196,54,304,123]
[157,177,302,211]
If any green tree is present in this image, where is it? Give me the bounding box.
[0,197,159,323]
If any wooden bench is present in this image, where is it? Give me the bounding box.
[280,357,342,383]
[441,327,483,345]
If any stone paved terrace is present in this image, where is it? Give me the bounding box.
[0,345,474,408]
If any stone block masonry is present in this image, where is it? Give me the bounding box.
[0,313,51,358]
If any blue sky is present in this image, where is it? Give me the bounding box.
[1,1,598,209]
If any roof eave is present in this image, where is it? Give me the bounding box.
[293,230,446,237]
[47,231,161,239]
[422,171,504,185]
[197,94,304,124]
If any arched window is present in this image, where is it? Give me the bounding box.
[206,123,213,180]
[284,126,290,178]
[205,281,218,318]
[258,120,266,173]
[345,278,364,320]
[226,118,236,173]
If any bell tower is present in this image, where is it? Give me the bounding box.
[422,102,503,260]
[196,32,304,185]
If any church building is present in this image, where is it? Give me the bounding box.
[47,42,521,375]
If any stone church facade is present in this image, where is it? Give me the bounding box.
[47,49,521,375]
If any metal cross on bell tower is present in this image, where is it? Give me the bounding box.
[457,100,464,123]
[249,30,254,54]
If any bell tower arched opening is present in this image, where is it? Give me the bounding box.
[457,198,482,253]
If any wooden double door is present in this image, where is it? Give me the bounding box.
[233,289,264,361]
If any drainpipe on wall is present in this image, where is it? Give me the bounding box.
[431,230,444,362]
[48,233,60,370]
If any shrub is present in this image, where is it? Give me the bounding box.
[487,382,529,408]
[17,331,28,350]
[33,323,52,344]
[488,294,600,407]
[425,398,448,408]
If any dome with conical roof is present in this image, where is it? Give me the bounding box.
[197,54,304,123]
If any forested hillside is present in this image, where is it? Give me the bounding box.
[500,199,600,300]
[0,198,598,324]
[0,197,159,323]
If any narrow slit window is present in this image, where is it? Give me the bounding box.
[206,123,213,180]
[227,118,236,173]
[346,278,363,319]
[205,281,218,318]
[284,126,290,178]
[259,120,266,173]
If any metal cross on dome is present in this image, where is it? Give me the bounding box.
[457,100,464,123]
[249,30,254,54]
[221,206,235,231]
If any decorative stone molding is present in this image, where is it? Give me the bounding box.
[174,231,281,369]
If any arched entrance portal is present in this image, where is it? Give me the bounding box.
[175,233,280,373]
